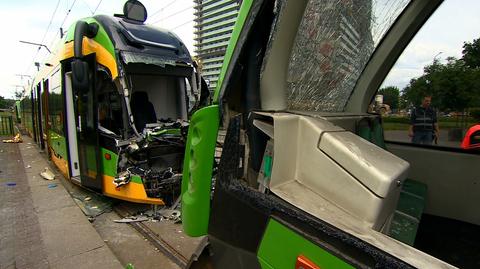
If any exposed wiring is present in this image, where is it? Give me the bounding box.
[24,0,61,74]
[150,6,193,25]
[92,0,103,15]
[59,0,78,29]
[148,0,176,19]
[80,0,94,15]
[172,20,193,30]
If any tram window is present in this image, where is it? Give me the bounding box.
[378,0,480,150]
[129,75,189,121]
[48,86,64,135]
[97,73,123,135]
[286,0,410,112]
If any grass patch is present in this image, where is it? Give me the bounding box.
[383,122,409,131]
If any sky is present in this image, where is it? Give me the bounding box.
[0,0,194,99]
[0,0,479,99]
[381,0,480,91]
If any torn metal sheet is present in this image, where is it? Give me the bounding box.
[121,51,176,67]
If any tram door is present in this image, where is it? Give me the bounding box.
[30,90,37,142]
[42,79,49,153]
[71,55,102,191]
[36,83,45,150]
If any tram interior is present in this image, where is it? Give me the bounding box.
[129,74,189,130]
[115,72,193,202]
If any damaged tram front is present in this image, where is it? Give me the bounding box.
[30,1,207,205]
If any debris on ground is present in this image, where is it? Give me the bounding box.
[47,183,57,189]
[113,216,149,223]
[2,134,22,143]
[72,192,112,218]
[158,209,181,223]
[25,165,31,169]
[5,182,16,187]
[40,167,55,180]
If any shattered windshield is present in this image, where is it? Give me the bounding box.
[122,51,177,67]
[286,0,411,112]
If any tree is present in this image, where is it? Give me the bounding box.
[462,38,480,69]
[378,86,400,110]
[0,96,15,109]
[402,57,480,112]
[14,88,25,100]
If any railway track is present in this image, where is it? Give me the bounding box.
[113,204,194,268]
[111,130,225,268]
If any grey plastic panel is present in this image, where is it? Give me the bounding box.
[267,113,408,229]
[319,131,409,197]
[388,142,480,226]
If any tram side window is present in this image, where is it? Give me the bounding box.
[377,0,480,150]
[48,86,64,135]
[97,74,123,135]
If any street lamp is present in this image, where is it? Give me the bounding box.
[15,74,31,79]
[19,40,51,53]
[433,51,443,62]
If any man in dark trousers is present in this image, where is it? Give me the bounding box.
[408,95,439,145]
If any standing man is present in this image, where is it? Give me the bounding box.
[408,95,439,145]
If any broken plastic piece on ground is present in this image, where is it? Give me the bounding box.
[84,196,92,201]
[47,183,57,189]
[88,216,95,223]
[40,167,55,180]
[113,216,149,223]
[2,134,23,143]
[25,165,31,169]
[5,182,16,187]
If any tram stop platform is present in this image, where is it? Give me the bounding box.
[0,135,123,269]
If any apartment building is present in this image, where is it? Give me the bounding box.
[194,0,240,92]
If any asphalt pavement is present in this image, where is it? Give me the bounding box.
[0,136,122,269]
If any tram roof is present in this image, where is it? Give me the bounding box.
[93,15,192,65]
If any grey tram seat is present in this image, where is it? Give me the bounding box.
[130,91,157,132]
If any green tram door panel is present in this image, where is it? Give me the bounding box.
[73,53,102,191]
[181,105,220,237]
